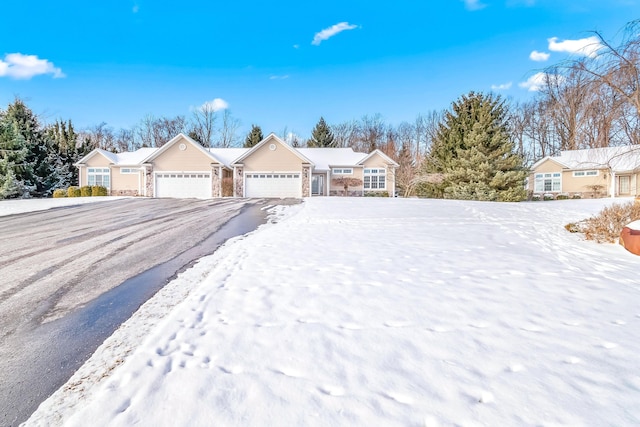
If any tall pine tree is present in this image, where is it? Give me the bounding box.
[423,92,527,201]
[4,99,53,197]
[244,124,264,148]
[0,117,31,199]
[307,117,336,147]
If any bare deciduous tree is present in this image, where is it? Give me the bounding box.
[332,177,363,196]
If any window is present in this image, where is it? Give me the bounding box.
[364,168,386,190]
[120,168,138,174]
[534,172,561,192]
[332,168,353,175]
[573,170,598,177]
[87,168,110,187]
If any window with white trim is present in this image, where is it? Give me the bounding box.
[120,168,139,174]
[534,172,561,192]
[573,170,598,177]
[332,168,353,175]
[364,168,386,190]
[87,168,110,187]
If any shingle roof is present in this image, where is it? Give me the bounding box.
[208,148,249,167]
[115,147,158,165]
[297,148,367,170]
[553,145,640,172]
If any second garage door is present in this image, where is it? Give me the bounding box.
[245,172,302,198]
[155,173,211,198]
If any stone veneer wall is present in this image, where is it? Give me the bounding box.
[212,168,221,198]
[145,165,154,197]
[234,168,243,197]
[110,189,139,196]
[330,190,364,197]
[302,166,311,197]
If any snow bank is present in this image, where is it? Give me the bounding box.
[0,197,129,217]
[26,197,640,426]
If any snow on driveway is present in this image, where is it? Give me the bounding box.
[0,196,126,217]
[27,197,640,426]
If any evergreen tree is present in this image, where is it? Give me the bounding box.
[0,118,31,199]
[47,119,80,188]
[422,92,527,201]
[244,124,264,148]
[307,117,336,147]
[4,99,53,197]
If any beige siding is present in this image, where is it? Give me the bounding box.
[363,154,395,194]
[111,168,142,194]
[530,159,610,196]
[80,155,112,187]
[242,140,304,172]
[153,137,217,171]
[561,170,609,194]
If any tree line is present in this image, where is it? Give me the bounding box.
[1,20,637,200]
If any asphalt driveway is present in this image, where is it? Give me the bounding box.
[0,197,273,426]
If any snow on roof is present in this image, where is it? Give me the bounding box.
[208,148,249,167]
[297,147,367,170]
[92,148,118,163]
[114,147,158,165]
[554,145,640,172]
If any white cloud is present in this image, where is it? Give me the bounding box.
[312,22,358,46]
[463,0,487,10]
[529,50,550,61]
[518,72,564,92]
[519,72,547,91]
[199,98,228,112]
[547,36,604,58]
[0,53,64,79]
[132,4,139,13]
[293,44,300,49]
[491,82,512,90]
[269,75,290,80]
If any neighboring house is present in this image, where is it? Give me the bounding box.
[75,133,398,198]
[529,145,640,198]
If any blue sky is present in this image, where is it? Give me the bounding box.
[0,0,637,140]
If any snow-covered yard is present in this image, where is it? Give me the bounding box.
[0,196,125,217]
[25,197,640,426]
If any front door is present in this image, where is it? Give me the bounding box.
[312,175,324,196]
[620,175,630,195]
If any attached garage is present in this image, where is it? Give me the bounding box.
[245,172,302,198]
[155,173,211,198]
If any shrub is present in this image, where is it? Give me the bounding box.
[567,201,640,243]
[52,189,67,198]
[572,194,582,199]
[556,194,569,200]
[364,191,389,197]
[543,193,554,201]
[80,186,93,197]
[530,194,541,201]
[67,186,81,197]
[91,186,108,196]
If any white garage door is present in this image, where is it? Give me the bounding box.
[155,173,211,198]
[245,172,302,198]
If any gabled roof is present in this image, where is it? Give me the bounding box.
[539,145,640,172]
[208,148,248,168]
[114,147,158,165]
[297,147,366,170]
[231,133,314,166]
[358,149,399,167]
[141,133,225,165]
[530,156,569,170]
[75,148,118,165]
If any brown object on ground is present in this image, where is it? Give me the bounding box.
[619,225,640,255]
